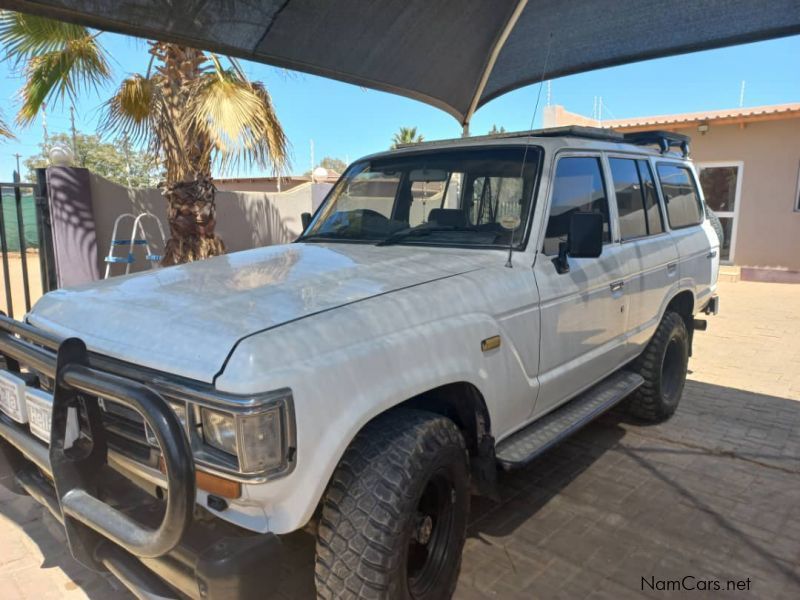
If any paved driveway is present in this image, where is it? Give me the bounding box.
[1,281,799,599]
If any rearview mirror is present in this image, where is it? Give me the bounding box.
[554,212,603,274]
[301,212,312,230]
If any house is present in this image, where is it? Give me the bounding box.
[214,169,341,193]
[544,103,800,282]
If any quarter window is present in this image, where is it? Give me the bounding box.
[544,157,611,255]
[657,164,703,229]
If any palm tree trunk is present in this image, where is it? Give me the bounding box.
[152,42,226,266]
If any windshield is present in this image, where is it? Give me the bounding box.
[300,147,540,248]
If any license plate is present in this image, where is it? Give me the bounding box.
[25,387,79,447]
[0,370,27,423]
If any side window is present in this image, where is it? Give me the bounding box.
[609,158,647,240]
[657,164,703,229]
[637,160,664,234]
[544,156,610,255]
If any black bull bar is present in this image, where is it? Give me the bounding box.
[0,315,283,599]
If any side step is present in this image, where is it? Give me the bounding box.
[496,370,644,470]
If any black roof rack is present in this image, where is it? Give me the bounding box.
[394,125,690,155]
[623,130,691,157]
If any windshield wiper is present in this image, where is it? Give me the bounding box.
[376,225,477,246]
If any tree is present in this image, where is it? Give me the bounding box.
[320,156,347,173]
[304,156,347,177]
[24,131,158,187]
[391,126,423,149]
[488,124,506,135]
[0,11,288,265]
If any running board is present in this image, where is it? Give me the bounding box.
[496,371,644,470]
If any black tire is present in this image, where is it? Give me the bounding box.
[315,409,469,600]
[628,311,689,422]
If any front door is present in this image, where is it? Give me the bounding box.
[698,162,743,263]
[533,154,629,418]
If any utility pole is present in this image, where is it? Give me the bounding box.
[69,105,81,165]
[41,102,49,153]
[13,153,21,182]
[121,131,133,187]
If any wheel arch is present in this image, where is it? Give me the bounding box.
[663,288,696,354]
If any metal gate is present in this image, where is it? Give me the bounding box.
[0,168,56,319]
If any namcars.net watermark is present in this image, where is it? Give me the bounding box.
[642,576,752,592]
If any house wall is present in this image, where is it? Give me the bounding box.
[670,119,800,271]
[88,174,331,276]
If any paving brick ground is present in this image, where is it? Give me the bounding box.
[1,280,799,599]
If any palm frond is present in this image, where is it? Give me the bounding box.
[102,74,188,177]
[102,75,156,144]
[187,69,289,175]
[0,11,89,65]
[1,11,111,125]
[0,113,15,139]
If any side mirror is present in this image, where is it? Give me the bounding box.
[554,212,604,274]
[301,212,312,230]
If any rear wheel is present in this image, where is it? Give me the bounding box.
[315,409,469,600]
[628,311,689,422]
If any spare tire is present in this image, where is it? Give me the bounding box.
[706,207,724,248]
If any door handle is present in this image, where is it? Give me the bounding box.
[707,250,717,259]
[610,280,625,292]
[667,262,678,274]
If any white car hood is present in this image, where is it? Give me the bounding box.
[27,243,491,382]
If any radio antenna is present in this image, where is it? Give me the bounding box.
[506,31,553,268]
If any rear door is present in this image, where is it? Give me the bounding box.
[533,153,629,417]
[606,155,679,353]
[655,161,719,311]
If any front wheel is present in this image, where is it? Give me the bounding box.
[628,311,689,422]
[315,409,469,600]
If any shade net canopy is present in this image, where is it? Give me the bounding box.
[3,0,799,124]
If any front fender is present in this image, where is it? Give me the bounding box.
[214,309,535,533]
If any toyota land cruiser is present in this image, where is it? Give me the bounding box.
[0,126,719,599]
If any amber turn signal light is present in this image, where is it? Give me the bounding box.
[159,457,242,499]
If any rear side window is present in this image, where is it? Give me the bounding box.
[637,160,664,234]
[609,158,665,240]
[609,158,647,240]
[544,157,610,255]
[657,164,703,229]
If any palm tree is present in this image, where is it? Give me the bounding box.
[391,126,423,149]
[0,11,288,265]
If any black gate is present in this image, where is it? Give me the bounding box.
[0,168,56,319]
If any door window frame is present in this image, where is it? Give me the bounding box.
[697,160,743,264]
[538,150,620,255]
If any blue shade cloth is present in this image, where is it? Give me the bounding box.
[3,0,799,124]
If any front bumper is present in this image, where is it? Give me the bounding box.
[0,316,284,599]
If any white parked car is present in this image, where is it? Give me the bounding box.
[0,127,719,600]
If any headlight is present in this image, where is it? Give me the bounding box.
[201,408,238,455]
[144,401,187,446]
[201,405,286,473]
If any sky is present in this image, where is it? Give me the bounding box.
[0,31,798,179]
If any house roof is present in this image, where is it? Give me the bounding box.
[5,0,799,126]
[601,103,800,131]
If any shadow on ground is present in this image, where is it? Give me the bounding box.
[1,379,799,599]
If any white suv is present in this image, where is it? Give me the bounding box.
[0,126,719,600]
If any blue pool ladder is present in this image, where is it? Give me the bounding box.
[104,212,167,279]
